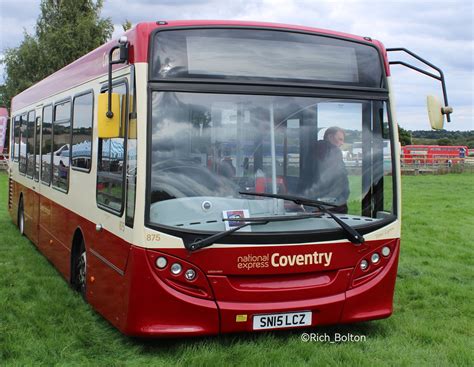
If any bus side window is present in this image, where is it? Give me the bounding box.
[19,113,28,173]
[382,103,394,214]
[125,73,137,227]
[97,83,127,213]
[34,116,41,181]
[72,92,94,171]
[26,110,36,178]
[52,100,71,191]
[12,116,20,161]
[41,105,53,185]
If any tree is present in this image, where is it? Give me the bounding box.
[398,125,412,146]
[1,0,113,108]
[0,83,9,108]
[2,33,44,107]
[437,138,452,146]
[122,19,132,31]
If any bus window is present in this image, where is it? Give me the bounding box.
[19,113,28,173]
[34,116,41,181]
[52,100,71,191]
[125,73,137,227]
[381,104,394,214]
[152,29,383,87]
[26,110,36,178]
[72,92,93,171]
[41,105,53,185]
[13,115,20,161]
[97,83,127,213]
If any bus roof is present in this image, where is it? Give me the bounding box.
[11,20,388,111]
[403,145,468,148]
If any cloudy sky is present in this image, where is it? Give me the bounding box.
[0,0,472,131]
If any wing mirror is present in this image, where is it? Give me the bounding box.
[426,95,453,130]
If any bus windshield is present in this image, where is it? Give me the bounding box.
[148,92,395,233]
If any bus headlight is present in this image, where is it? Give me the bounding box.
[146,250,213,299]
[360,259,369,271]
[155,256,167,269]
[170,263,182,275]
[381,246,391,257]
[371,253,380,264]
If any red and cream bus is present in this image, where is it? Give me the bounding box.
[401,145,468,165]
[8,21,452,336]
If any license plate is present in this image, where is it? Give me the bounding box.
[253,311,312,330]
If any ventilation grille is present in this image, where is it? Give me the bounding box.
[8,177,13,210]
[174,215,374,227]
[175,220,218,227]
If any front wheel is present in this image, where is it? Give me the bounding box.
[74,242,87,297]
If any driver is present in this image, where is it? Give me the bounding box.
[311,126,349,213]
[217,149,236,178]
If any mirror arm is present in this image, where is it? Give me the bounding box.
[107,45,120,118]
[387,47,451,122]
[107,38,130,119]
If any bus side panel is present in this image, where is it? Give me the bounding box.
[23,186,40,246]
[84,226,132,331]
[37,195,70,279]
[8,178,20,225]
[86,250,128,330]
[51,196,79,277]
[22,185,33,237]
[38,194,52,255]
[9,173,133,330]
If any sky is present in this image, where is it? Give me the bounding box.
[0,0,472,131]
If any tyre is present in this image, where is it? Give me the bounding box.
[74,241,87,297]
[18,198,25,236]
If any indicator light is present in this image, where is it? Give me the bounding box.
[155,256,167,269]
[371,253,380,264]
[170,263,182,275]
[185,269,196,281]
[381,246,391,257]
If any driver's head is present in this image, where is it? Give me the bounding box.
[323,127,345,148]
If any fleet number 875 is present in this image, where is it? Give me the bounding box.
[146,233,161,242]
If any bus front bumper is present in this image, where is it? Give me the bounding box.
[121,241,399,337]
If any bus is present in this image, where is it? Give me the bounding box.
[8,21,452,336]
[401,145,468,165]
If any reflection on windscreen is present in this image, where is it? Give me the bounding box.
[186,36,358,82]
[149,92,394,233]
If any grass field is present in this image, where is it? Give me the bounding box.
[0,172,473,366]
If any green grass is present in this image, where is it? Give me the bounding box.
[1,172,473,366]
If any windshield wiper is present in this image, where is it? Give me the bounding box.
[187,213,323,251]
[239,191,365,245]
